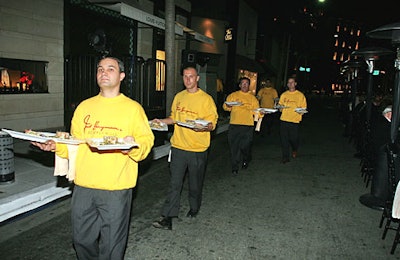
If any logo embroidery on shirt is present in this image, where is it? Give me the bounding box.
[83,114,122,134]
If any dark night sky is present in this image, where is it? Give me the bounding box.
[191,0,399,32]
[248,0,399,31]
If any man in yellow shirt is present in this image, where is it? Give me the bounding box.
[31,57,155,259]
[257,78,278,136]
[223,77,259,175]
[151,66,218,230]
[278,76,307,163]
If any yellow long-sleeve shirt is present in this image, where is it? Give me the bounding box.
[223,90,259,126]
[257,87,278,108]
[279,90,307,123]
[55,93,154,190]
[170,89,218,152]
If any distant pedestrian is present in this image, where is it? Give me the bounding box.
[31,57,155,259]
[278,76,307,163]
[151,66,218,230]
[256,78,278,136]
[223,77,260,175]
[216,77,225,118]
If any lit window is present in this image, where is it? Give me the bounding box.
[333,52,337,60]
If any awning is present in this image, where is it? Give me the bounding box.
[89,1,214,44]
[175,22,214,45]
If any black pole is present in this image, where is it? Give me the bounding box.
[365,71,374,127]
[351,74,358,112]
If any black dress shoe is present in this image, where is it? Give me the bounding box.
[242,162,249,169]
[186,209,198,218]
[152,216,172,230]
[232,170,238,176]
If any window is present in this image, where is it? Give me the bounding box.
[0,58,48,94]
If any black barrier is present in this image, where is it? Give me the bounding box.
[0,131,15,184]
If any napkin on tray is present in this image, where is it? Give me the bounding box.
[392,180,400,218]
[54,144,78,181]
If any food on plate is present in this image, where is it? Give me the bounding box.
[55,131,71,139]
[184,119,209,129]
[294,108,308,114]
[103,136,119,145]
[224,101,242,106]
[149,120,166,129]
[24,129,50,137]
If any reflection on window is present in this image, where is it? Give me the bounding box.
[0,58,48,94]
[155,61,165,91]
[155,50,165,92]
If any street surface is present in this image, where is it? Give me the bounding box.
[0,95,397,259]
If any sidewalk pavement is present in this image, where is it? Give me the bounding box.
[1,96,400,259]
[0,121,229,223]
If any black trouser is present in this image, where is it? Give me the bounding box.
[71,185,132,260]
[228,124,254,171]
[161,147,208,217]
[260,113,275,135]
[280,121,299,160]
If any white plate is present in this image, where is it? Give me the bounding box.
[274,105,290,109]
[176,121,208,129]
[254,108,278,113]
[86,138,139,150]
[186,119,210,126]
[52,137,85,145]
[149,121,168,131]
[1,129,55,143]
[176,121,196,129]
[295,108,308,113]
[225,101,242,106]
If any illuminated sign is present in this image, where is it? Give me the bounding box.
[299,66,311,72]
[225,28,233,42]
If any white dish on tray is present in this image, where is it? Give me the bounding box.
[254,108,278,113]
[149,121,168,131]
[176,121,208,129]
[1,129,55,143]
[225,101,242,106]
[52,137,85,145]
[86,138,139,150]
[176,121,197,129]
[295,108,308,113]
[274,105,290,109]
[186,119,210,126]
